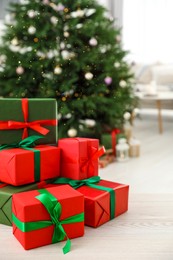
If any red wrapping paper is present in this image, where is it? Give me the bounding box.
[58,137,102,180]
[0,145,60,186]
[12,185,84,250]
[77,180,129,227]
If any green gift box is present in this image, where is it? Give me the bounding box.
[0,98,58,145]
[0,180,54,226]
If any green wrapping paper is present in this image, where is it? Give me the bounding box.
[0,179,54,226]
[0,98,58,145]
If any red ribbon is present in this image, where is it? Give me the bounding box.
[0,98,57,139]
[111,128,120,156]
[80,143,105,177]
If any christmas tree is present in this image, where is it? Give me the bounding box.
[0,0,136,139]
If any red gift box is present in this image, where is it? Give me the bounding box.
[50,177,129,228]
[12,185,84,253]
[78,179,129,227]
[58,137,105,180]
[0,144,60,186]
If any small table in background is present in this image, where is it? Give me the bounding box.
[135,91,173,134]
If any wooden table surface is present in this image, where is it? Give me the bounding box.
[1,193,173,260]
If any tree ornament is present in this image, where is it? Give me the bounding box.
[104,76,112,85]
[0,55,6,64]
[71,9,84,18]
[50,16,58,25]
[67,128,77,137]
[61,50,70,60]
[85,119,96,128]
[119,80,127,88]
[28,26,36,34]
[54,66,62,75]
[60,42,65,49]
[16,66,24,75]
[116,35,121,42]
[85,72,93,80]
[42,0,49,5]
[56,3,65,11]
[114,62,120,68]
[64,31,69,37]
[20,0,29,4]
[47,50,54,59]
[133,108,140,116]
[27,10,36,18]
[11,38,19,46]
[89,38,98,46]
[123,112,131,120]
[100,46,107,53]
[85,8,96,17]
[76,23,83,29]
[5,13,15,24]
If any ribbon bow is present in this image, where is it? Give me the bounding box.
[0,135,43,150]
[54,176,101,189]
[12,189,84,254]
[0,98,57,139]
[53,176,115,219]
[80,146,105,177]
[36,190,71,254]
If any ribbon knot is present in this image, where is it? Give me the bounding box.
[80,146,105,176]
[54,176,101,189]
[0,98,57,140]
[0,135,44,150]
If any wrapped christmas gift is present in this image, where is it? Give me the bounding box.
[0,136,60,186]
[0,179,54,226]
[12,185,84,254]
[58,137,105,180]
[52,176,129,228]
[0,98,58,145]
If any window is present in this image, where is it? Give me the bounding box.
[123,0,173,63]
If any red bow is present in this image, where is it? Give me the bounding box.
[80,145,105,177]
[0,98,57,139]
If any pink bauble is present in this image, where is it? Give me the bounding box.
[104,76,112,85]
[16,66,24,75]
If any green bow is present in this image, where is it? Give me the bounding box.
[53,176,115,219]
[0,135,44,182]
[0,135,43,150]
[12,189,84,254]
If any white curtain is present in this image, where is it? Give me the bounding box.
[123,0,173,64]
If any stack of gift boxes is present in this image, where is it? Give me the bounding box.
[0,98,129,254]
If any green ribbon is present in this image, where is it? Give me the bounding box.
[0,135,44,182]
[12,189,84,254]
[53,176,115,220]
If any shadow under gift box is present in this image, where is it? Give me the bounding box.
[0,179,54,226]
[0,145,60,186]
[0,98,58,145]
[58,137,104,180]
[12,185,84,251]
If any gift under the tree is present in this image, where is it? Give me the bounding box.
[0,136,60,186]
[12,185,84,254]
[52,176,129,228]
[58,137,105,180]
[0,179,55,226]
[101,128,122,156]
[0,98,58,145]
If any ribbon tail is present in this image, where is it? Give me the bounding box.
[29,124,50,135]
[63,238,71,254]
[22,128,28,139]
